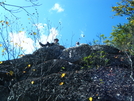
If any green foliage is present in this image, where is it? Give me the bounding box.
[112,0,134,16]
[100,0,134,55]
[60,66,66,71]
[102,23,134,51]
[82,51,109,68]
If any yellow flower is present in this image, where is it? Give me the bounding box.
[27,64,31,68]
[0,44,2,47]
[59,82,64,85]
[89,97,93,101]
[0,61,3,64]
[61,73,66,78]
[31,81,34,84]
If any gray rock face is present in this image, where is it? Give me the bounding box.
[33,45,65,61]
[0,85,9,101]
[60,44,91,62]
[91,45,120,54]
[0,44,134,101]
[7,66,134,101]
[25,59,81,79]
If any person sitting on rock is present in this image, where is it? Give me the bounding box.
[53,38,59,45]
[39,38,59,47]
[76,42,80,46]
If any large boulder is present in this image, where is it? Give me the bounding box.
[60,44,91,63]
[0,45,65,80]
[60,44,121,63]
[91,45,120,54]
[33,45,65,61]
[0,85,9,101]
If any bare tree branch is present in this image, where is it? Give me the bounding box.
[0,1,41,18]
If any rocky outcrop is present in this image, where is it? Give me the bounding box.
[7,66,134,101]
[60,44,91,62]
[0,44,134,101]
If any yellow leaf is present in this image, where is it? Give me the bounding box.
[114,56,118,58]
[6,21,8,25]
[61,73,66,78]
[15,43,18,45]
[23,71,26,73]
[31,81,34,84]
[99,79,103,81]
[18,44,21,47]
[19,31,22,33]
[130,3,134,6]
[59,82,64,85]
[18,54,24,57]
[0,44,2,47]
[9,71,14,76]
[33,32,36,35]
[130,20,134,24]
[0,61,3,64]
[2,48,6,52]
[61,67,65,69]
[32,69,36,71]
[89,97,93,101]
[27,64,31,68]
[21,47,23,49]
[127,7,134,11]
[0,20,4,23]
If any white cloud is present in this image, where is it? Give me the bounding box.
[9,31,35,54]
[80,31,85,38]
[38,27,58,45]
[34,23,59,44]
[9,24,59,54]
[50,3,64,13]
[34,23,47,33]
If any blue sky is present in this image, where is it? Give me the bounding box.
[0,0,128,61]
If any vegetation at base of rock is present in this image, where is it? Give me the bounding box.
[82,51,109,69]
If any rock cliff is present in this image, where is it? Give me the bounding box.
[0,44,134,101]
